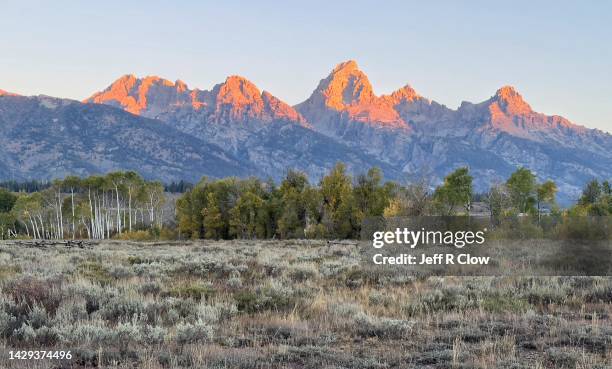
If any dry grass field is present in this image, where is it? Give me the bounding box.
[0,240,610,368]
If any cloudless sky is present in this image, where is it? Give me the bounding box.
[1,0,611,132]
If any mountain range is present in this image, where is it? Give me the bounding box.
[1,60,610,203]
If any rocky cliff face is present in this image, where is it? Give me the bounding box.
[86,75,307,126]
[86,73,401,182]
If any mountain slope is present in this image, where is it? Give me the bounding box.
[34,61,612,203]
[87,74,404,182]
[293,61,611,202]
[0,94,253,181]
[295,61,455,162]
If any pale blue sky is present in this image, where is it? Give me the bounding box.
[1,0,611,132]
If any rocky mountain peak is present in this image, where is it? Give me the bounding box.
[490,85,532,115]
[87,74,307,127]
[85,74,190,115]
[318,60,376,109]
[213,75,262,106]
[210,76,307,124]
[384,84,422,104]
[175,79,189,93]
[296,60,407,128]
[332,59,359,73]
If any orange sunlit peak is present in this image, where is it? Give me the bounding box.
[495,85,521,97]
[390,84,420,100]
[224,75,253,84]
[491,85,532,115]
[332,60,359,73]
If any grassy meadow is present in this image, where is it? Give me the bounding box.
[0,240,610,368]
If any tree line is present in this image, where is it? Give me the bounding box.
[176,163,610,240]
[0,164,610,240]
[0,172,166,240]
[0,179,192,194]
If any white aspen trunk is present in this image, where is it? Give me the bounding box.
[82,217,91,239]
[96,194,102,239]
[54,197,60,239]
[29,216,37,239]
[99,193,104,239]
[128,188,132,232]
[115,184,121,234]
[100,196,104,239]
[71,188,75,239]
[160,208,164,229]
[23,221,30,238]
[148,194,155,225]
[37,214,45,240]
[58,190,64,239]
[88,188,95,239]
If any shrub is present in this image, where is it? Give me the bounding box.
[0,264,21,280]
[13,323,36,343]
[175,320,214,344]
[0,309,17,338]
[524,286,567,305]
[67,323,113,344]
[4,277,63,315]
[234,282,298,313]
[114,322,143,344]
[481,294,529,313]
[166,282,216,301]
[288,264,319,282]
[353,313,413,339]
[546,348,579,368]
[114,230,154,241]
[109,265,134,279]
[54,298,89,322]
[406,286,476,315]
[77,261,113,285]
[99,296,145,322]
[32,326,61,346]
[344,267,381,288]
[27,304,49,329]
[139,281,162,296]
[234,291,258,313]
[160,227,178,241]
[72,348,98,367]
[142,324,166,344]
[368,290,392,307]
[330,302,363,318]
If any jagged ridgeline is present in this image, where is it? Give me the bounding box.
[0,165,610,241]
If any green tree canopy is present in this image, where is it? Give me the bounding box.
[580,179,602,205]
[433,167,473,215]
[0,188,17,213]
[506,167,537,213]
[320,163,358,238]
